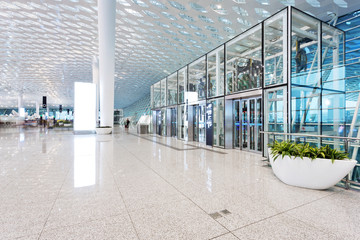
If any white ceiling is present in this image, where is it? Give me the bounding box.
[0,0,358,109]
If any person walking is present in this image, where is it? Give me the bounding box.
[125,118,130,131]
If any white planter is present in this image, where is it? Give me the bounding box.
[268,148,357,190]
[95,127,112,135]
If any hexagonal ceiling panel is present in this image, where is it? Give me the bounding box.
[0,0,359,109]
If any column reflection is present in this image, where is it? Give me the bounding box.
[74,136,96,188]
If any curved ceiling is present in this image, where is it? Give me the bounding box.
[0,0,358,109]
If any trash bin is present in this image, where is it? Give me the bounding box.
[138,124,148,134]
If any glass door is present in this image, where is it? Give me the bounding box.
[193,105,199,142]
[233,100,240,148]
[198,103,205,143]
[171,108,177,137]
[241,100,248,150]
[235,97,262,153]
[156,110,161,135]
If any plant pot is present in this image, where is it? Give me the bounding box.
[268,148,357,190]
[95,127,112,135]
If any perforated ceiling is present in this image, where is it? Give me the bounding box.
[0,0,358,109]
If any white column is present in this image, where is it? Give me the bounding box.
[17,94,23,112]
[92,56,99,126]
[98,0,115,127]
[36,102,39,117]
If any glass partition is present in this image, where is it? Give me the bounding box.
[188,57,206,103]
[178,67,187,104]
[150,85,154,108]
[209,98,224,147]
[154,82,161,108]
[167,73,177,106]
[291,9,321,135]
[264,86,287,155]
[160,78,167,107]
[226,25,262,94]
[178,104,188,140]
[207,46,225,98]
[322,23,345,138]
[161,108,166,136]
[264,10,287,86]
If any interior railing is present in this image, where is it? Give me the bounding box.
[260,131,360,190]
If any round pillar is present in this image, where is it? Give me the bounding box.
[98,0,115,127]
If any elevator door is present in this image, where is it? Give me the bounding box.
[234,97,262,152]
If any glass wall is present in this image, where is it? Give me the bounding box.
[209,98,224,147]
[226,25,262,94]
[160,78,167,107]
[188,57,206,103]
[264,87,287,155]
[154,82,161,108]
[161,108,166,136]
[178,104,188,140]
[207,46,224,98]
[291,9,321,135]
[150,85,154,108]
[167,73,177,106]
[178,67,187,104]
[321,23,345,139]
[264,10,288,86]
[149,6,348,156]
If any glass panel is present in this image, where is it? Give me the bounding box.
[264,10,287,86]
[167,73,177,106]
[322,23,345,141]
[226,25,262,94]
[161,108,166,136]
[160,78,167,107]
[178,67,187,104]
[171,108,177,137]
[210,98,224,147]
[264,87,287,155]
[194,105,199,141]
[207,46,225,97]
[150,85,154,108]
[233,100,240,148]
[199,104,206,143]
[291,9,321,135]
[188,57,206,103]
[154,82,161,108]
[177,104,188,140]
[249,99,255,150]
[256,98,262,152]
[156,110,161,135]
[241,100,248,149]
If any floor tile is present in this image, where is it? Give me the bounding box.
[286,190,360,239]
[129,199,228,240]
[232,213,336,240]
[39,214,138,240]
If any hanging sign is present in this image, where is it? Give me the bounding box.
[206,103,213,146]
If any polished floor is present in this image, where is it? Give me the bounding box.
[0,127,359,240]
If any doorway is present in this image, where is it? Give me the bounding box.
[170,108,177,137]
[193,104,206,143]
[233,97,262,152]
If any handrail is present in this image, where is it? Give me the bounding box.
[260,131,360,141]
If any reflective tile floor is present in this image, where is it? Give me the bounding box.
[0,127,359,240]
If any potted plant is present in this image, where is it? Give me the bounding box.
[268,141,357,189]
[95,126,112,135]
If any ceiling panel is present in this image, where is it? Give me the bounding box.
[0,0,358,109]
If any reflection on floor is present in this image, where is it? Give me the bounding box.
[0,127,358,239]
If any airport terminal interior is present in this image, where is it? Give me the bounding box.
[1,0,360,239]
